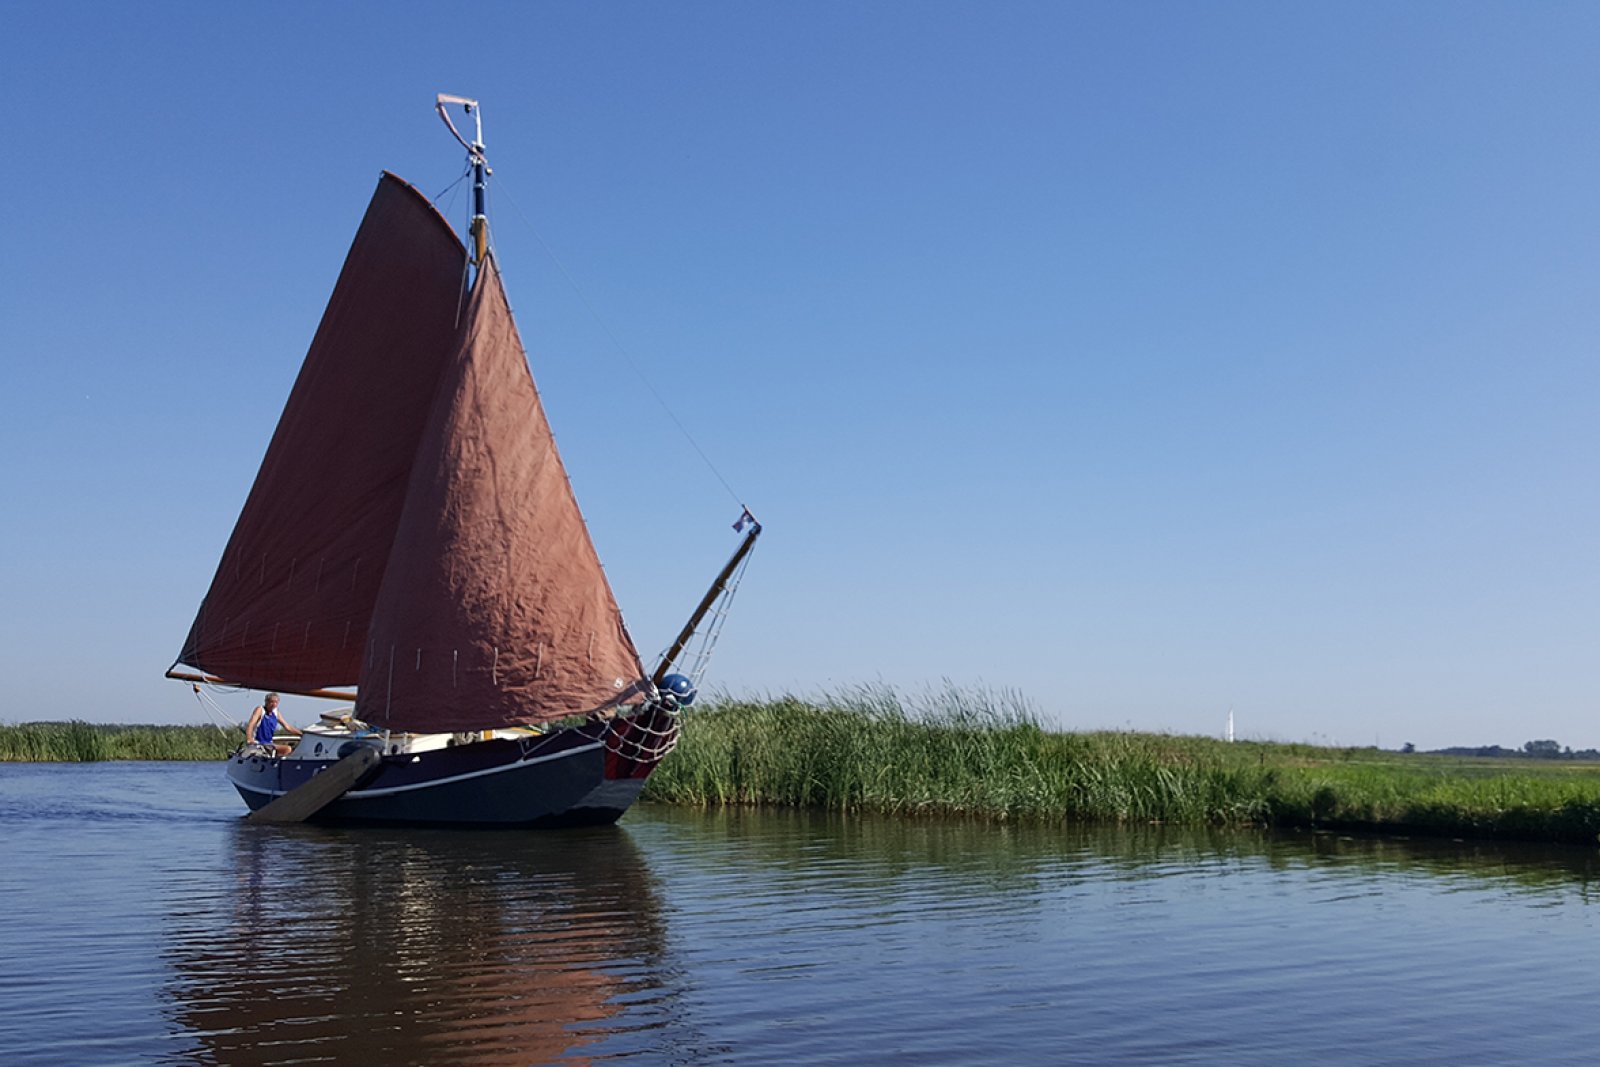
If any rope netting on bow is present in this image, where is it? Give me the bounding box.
[601,705,682,764]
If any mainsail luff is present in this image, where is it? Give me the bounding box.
[355,255,648,732]
[177,174,466,692]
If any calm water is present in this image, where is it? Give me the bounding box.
[4,763,1600,1065]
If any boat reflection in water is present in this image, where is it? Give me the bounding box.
[162,823,669,1065]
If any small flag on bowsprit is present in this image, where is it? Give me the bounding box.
[733,507,757,532]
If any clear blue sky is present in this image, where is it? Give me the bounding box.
[2,2,1596,749]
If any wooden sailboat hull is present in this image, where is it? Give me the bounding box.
[226,717,669,828]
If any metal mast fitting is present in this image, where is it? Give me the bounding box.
[436,93,490,264]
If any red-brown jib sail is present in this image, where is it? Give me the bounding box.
[356,256,646,731]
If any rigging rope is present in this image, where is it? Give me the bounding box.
[433,163,472,214]
[650,537,757,688]
[683,543,754,685]
[189,683,244,735]
[439,161,478,329]
[490,176,749,512]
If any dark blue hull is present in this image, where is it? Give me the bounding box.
[227,720,660,828]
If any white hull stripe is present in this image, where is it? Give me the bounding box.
[230,741,604,800]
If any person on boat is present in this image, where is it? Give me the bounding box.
[244,693,301,757]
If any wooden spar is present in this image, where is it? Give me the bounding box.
[245,745,380,824]
[652,521,762,685]
[165,669,357,703]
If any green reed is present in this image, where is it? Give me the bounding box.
[644,688,1600,844]
[11,692,1600,844]
[0,722,235,762]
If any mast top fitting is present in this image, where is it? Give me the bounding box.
[436,93,491,264]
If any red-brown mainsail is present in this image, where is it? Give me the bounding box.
[179,173,647,729]
[179,174,465,692]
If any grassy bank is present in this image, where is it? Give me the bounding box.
[0,721,235,762]
[11,693,1600,846]
[643,690,1600,845]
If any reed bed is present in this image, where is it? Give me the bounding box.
[644,689,1600,844]
[0,722,235,762]
[12,691,1600,845]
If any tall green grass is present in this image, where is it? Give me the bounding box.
[643,688,1600,844]
[13,691,1600,845]
[0,722,235,762]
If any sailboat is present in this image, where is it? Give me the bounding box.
[166,95,759,827]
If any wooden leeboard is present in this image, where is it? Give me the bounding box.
[246,746,380,824]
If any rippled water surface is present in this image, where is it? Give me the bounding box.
[5,762,1600,1064]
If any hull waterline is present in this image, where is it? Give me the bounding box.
[227,713,674,828]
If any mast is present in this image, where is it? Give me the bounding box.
[436,93,490,265]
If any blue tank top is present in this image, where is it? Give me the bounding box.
[254,708,280,746]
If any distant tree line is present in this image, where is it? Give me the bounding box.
[1413,739,1600,761]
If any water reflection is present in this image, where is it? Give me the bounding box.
[642,805,1600,904]
[144,793,1600,1067]
[162,823,669,1066]
[1260,828,1600,900]
[624,809,1600,1066]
